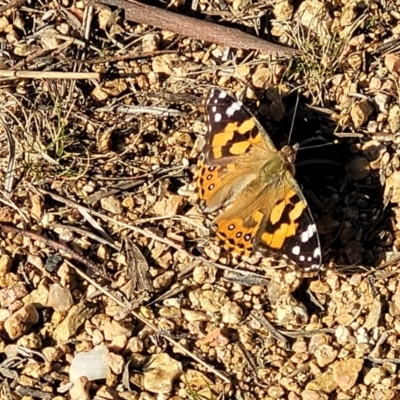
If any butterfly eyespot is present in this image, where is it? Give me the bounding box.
[244,234,252,241]
[236,232,242,238]
[208,166,216,172]
[206,174,213,181]
[208,184,215,190]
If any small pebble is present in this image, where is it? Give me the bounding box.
[69,346,110,383]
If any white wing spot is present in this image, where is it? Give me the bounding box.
[226,102,241,116]
[214,113,222,122]
[307,256,312,262]
[211,106,217,112]
[301,230,309,243]
[314,247,321,258]
[299,255,305,262]
[292,245,301,255]
[218,91,227,98]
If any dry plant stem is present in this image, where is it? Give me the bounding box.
[94,0,299,57]
[65,259,231,383]
[0,223,111,281]
[0,71,100,79]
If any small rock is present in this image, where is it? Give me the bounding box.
[53,302,98,343]
[294,0,333,37]
[314,344,338,367]
[17,332,42,349]
[0,16,9,32]
[363,297,382,330]
[306,371,338,393]
[152,54,179,75]
[47,283,73,311]
[335,326,353,346]
[195,328,230,348]
[152,192,183,216]
[374,92,391,113]
[42,346,65,363]
[273,0,293,20]
[69,376,91,400]
[142,33,160,53]
[143,353,182,394]
[30,193,43,221]
[275,294,308,328]
[107,352,125,375]
[0,255,12,277]
[102,320,134,341]
[181,309,209,322]
[332,358,364,391]
[23,278,49,308]
[251,67,271,89]
[385,53,400,74]
[340,4,357,27]
[4,304,39,339]
[100,196,123,215]
[0,283,28,307]
[221,301,243,324]
[153,271,174,290]
[385,171,400,203]
[346,157,370,180]
[22,359,52,379]
[189,289,228,313]
[364,367,386,385]
[350,99,374,129]
[41,28,62,49]
[180,369,213,392]
[70,346,110,383]
[388,104,400,133]
[301,390,328,400]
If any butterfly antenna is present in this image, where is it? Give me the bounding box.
[287,91,300,146]
[298,137,339,151]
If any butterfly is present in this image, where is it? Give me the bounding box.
[195,88,322,276]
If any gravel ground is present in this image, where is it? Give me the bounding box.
[1,1,400,399]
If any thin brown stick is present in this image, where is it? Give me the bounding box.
[0,223,111,281]
[94,0,299,57]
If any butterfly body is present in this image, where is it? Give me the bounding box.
[196,88,321,276]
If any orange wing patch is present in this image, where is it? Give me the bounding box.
[261,189,307,250]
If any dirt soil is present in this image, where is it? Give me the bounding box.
[1,0,400,399]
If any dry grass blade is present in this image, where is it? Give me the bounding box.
[124,237,153,293]
[0,116,15,195]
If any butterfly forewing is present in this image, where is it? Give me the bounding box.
[202,88,276,163]
[196,88,322,276]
